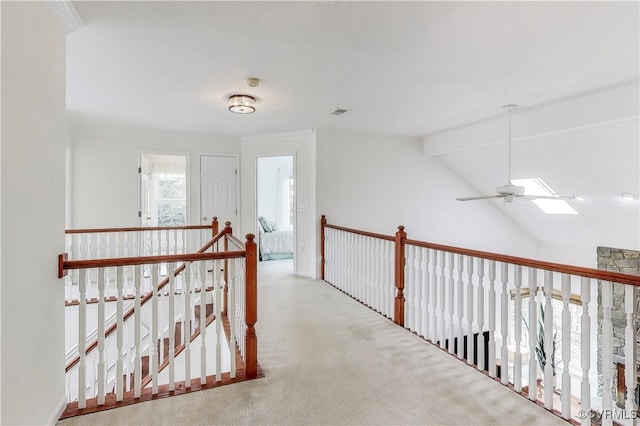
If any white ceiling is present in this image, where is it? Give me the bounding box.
[67,1,639,137]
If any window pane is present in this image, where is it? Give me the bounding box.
[158,178,186,200]
[157,200,186,226]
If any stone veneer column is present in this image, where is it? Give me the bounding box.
[597,247,640,399]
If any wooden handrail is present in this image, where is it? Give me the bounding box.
[404,238,640,287]
[66,225,212,234]
[321,216,640,287]
[323,223,395,242]
[60,230,228,277]
[225,234,245,250]
[61,251,245,272]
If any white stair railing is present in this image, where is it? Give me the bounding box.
[321,216,640,425]
[59,228,258,418]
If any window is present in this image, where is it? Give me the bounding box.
[511,178,577,215]
[155,174,186,226]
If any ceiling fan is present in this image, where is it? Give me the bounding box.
[456,104,577,203]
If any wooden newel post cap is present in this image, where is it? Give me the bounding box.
[225,221,232,227]
[321,215,326,219]
[213,217,218,221]
[398,226,405,231]
[246,234,256,242]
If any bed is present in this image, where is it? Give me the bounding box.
[258,217,294,261]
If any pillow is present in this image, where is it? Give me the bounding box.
[269,220,279,231]
[258,224,265,235]
[258,216,272,233]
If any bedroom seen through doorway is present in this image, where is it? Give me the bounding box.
[256,155,295,274]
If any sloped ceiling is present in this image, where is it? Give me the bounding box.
[431,89,639,257]
[67,1,639,137]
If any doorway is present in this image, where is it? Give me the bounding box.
[256,155,295,274]
[138,154,188,227]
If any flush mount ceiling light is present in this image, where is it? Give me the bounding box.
[620,192,638,202]
[228,94,256,114]
[228,78,260,114]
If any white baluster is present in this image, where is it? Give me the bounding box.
[97,269,106,405]
[528,268,538,401]
[420,248,428,339]
[477,259,485,371]
[133,265,142,398]
[228,259,236,379]
[447,253,455,354]
[457,254,465,359]
[173,229,178,255]
[407,245,415,330]
[602,280,614,426]
[168,262,176,391]
[561,274,571,418]
[184,262,192,388]
[488,261,497,378]
[543,270,554,410]
[467,257,475,365]
[429,249,437,343]
[216,262,223,381]
[78,269,87,409]
[151,263,159,394]
[580,277,591,426]
[514,265,523,392]
[165,229,170,255]
[439,252,446,348]
[200,260,207,385]
[501,263,509,385]
[625,283,637,425]
[116,266,124,401]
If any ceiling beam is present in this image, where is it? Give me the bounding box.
[423,81,639,157]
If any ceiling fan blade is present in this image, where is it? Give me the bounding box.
[456,195,507,201]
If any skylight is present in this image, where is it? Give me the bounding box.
[511,178,578,215]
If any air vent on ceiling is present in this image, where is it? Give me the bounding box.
[330,108,349,116]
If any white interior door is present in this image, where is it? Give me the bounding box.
[200,155,238,227]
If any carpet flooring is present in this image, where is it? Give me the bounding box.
[59,259,566,425]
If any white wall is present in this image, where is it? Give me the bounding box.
[257,156,293,226]
[71,124,240,228]
[1,2,68,423]
[315,129,541,276]
[240,130,317,277]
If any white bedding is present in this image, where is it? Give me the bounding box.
[259,227,294,259]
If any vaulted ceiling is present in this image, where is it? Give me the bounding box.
[67,1,639,137]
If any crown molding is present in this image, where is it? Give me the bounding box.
[46,0,84,35]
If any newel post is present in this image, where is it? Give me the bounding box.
[244,234,258,378]
[212,216,219,237]
[320,215,327,281]
[223,221,232,314]
[394,226,407,326]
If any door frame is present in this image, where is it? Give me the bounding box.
[255,152,297,274]
[198,152,240,227]
[136,151,191,227]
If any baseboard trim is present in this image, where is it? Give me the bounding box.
[47,394,67,425]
